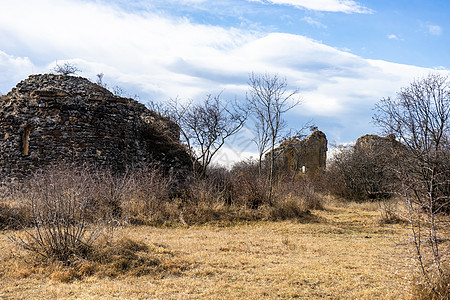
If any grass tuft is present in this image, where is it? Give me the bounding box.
[1,233,189,283]
[411,267,450,300]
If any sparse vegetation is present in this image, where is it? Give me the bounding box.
[1,73,449,299]
[3,158,440,298]
[1,200,422,299]
[374,73,450,299]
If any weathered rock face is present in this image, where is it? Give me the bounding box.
[354,134,398,153]
[0,74,192,182]
[271,130,327,175]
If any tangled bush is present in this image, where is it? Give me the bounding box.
[10,166,100,263]
[230,160,269,209]
[326,145,395,201]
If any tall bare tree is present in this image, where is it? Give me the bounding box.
[374,73,450,297]
[165,94,247,176]
[247,73,300,201]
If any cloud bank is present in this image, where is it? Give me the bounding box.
[251,0,372,13]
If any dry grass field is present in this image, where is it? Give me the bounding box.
[0,200,421,299]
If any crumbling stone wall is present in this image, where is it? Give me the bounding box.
[0,74,191,182]
[354,134,398,153]
[271,130,327,175]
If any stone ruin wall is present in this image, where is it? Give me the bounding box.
[354,133,408,162]
[0,74,191,182]
[354,134,397,153]
[272,130,328,175]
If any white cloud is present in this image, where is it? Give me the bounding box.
[387,34,401,40]
[0,51,35,94]
[256,0,372,14]
[301,93,342,115]
[303,17,327,28]
[428,24,443,36]
[212,146,259,169]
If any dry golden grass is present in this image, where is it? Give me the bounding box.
[0,203,418,299]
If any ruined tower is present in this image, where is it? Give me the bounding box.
[270,130,327,175]
[0,74,191,181]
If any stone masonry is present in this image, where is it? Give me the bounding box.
[0,74,192,182]
[354,134,398,153]
[270,130,327,175]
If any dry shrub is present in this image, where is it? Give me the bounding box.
[178,163,323,224]
[89,236,162,278]
[0,201,31,230]
[411,267,450,300]
[4,160,325,235]
[377,198,407,225]
[226,160,325,222]
[274,175,324,211]
[0,184,32,229]
[325,145,395,202]
[174,166,267,224]
[169,166,325,223]
[270,194,311,220]
[268,179,323,221]
[296,178,324,211]
[177,174,236,224]
[9,166,102,263]
[52,234,190,281]
[4,234,187,282]
[13,164,177,228]
[230,161,269,209]
[106,168,176,226]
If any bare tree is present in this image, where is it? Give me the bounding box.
[96,73,107,88]
[247,73,300,201]
[374,73,450,297]
[52,62,81,75]
[147,99,171,116]
[166,94,247,176]
[112,85,126,97]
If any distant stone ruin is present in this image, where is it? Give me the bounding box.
[270,130,327,175]
[354,133,406,170]
[0,74,192,182]
[354,134,398,153]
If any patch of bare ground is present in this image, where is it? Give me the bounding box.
[0,204,415,299]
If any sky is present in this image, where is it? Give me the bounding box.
[1,0,449,166]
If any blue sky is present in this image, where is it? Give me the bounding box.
[1,0,449,166]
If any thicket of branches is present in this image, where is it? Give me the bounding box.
[373,74,450,299]
[327,73,450,298]
[326,142,398,201]
[1,161,323,267]
[163,94,247,176]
